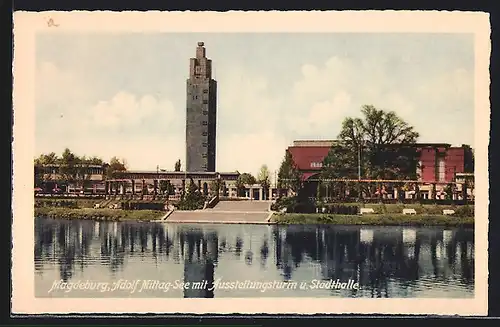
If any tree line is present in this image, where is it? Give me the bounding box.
[34,148,127,188]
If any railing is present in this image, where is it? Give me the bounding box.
[35,193,105,199]
[311,196,474,206]
[205,195,220,209]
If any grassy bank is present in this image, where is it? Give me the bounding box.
[35,198,103,209]
[271,213,474,228]
[35,207,165,222]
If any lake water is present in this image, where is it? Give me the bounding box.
[34,217,475,298]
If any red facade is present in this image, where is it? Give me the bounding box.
[417,145,471,182]
[287,141,473,183]
[286,144,333,181]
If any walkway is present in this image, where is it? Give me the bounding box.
[165,200,274,224]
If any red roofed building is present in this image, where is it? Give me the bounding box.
[285,140,474,200]
[286,140,338,181]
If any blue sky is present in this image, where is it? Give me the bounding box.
[35,33,474,176]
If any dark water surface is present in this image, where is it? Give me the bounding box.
[34,217,474,298]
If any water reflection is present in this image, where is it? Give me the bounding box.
[34,217,474,298]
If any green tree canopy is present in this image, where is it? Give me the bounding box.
[159,180,174,197]
[210,178,224,197]
[235,172,256,196]
[324,105,420,181]
[257,164,271,189]
[236,172,256,188]
[277,151,302,192]
[177,178,206,210]
[34,152,58,166]
[106,156,127,178]
[34,149,111,188]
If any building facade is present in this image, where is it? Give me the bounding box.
[286,140,338,181]
[416,143,474,183]
[105,171,239,200]
[286,140,473,183]
[285,140,474,200]
[186,42,217,172]
[34,164,106,193]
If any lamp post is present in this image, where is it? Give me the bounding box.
[274,169,278,199]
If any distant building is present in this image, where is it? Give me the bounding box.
[34,163,106,193]
[186,41,217,172]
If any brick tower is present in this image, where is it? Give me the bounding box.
[185,41,217,172]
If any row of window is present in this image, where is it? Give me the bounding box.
[35,168,104,175]
[310,162,323,168]
[191,96,210,104]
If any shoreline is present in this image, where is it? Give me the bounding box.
[35,207,165,222]
[35,207,474,227]
[271,213,474,228]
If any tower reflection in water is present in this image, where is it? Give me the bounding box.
[35,217,474,298]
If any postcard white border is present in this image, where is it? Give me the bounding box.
[12,10,490,315]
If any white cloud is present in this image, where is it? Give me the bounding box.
[308,91,352,126]
[217,66,282,133]
[292,57,354,105]
[89,91,177,129]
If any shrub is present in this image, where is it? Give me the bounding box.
[124,201,165,211]
[321,204,358,215]
[176,189,207,210]
[453,205,474,217]
[271,196,316,213]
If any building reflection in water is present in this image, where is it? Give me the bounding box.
[35,217,474,298]
[180,227,217,298]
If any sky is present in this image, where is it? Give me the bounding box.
[35,33,474,177]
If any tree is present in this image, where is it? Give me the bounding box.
[235,173,256,196]
[187,178,199,194]
[34,152,59,187]
[106,156,127,178]
[210,178,223,197]
[277,151,302,193]
[58,148,79,186]
[174,159,181,171]
[159,180,174,199]
[177,178,206,210]
[77,155,105,189]
[257,164,271,189]
[34,152,58,165]
[322,105,420,198]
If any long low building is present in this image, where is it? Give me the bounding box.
[105,170,240,198]
[34,164,106,194]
